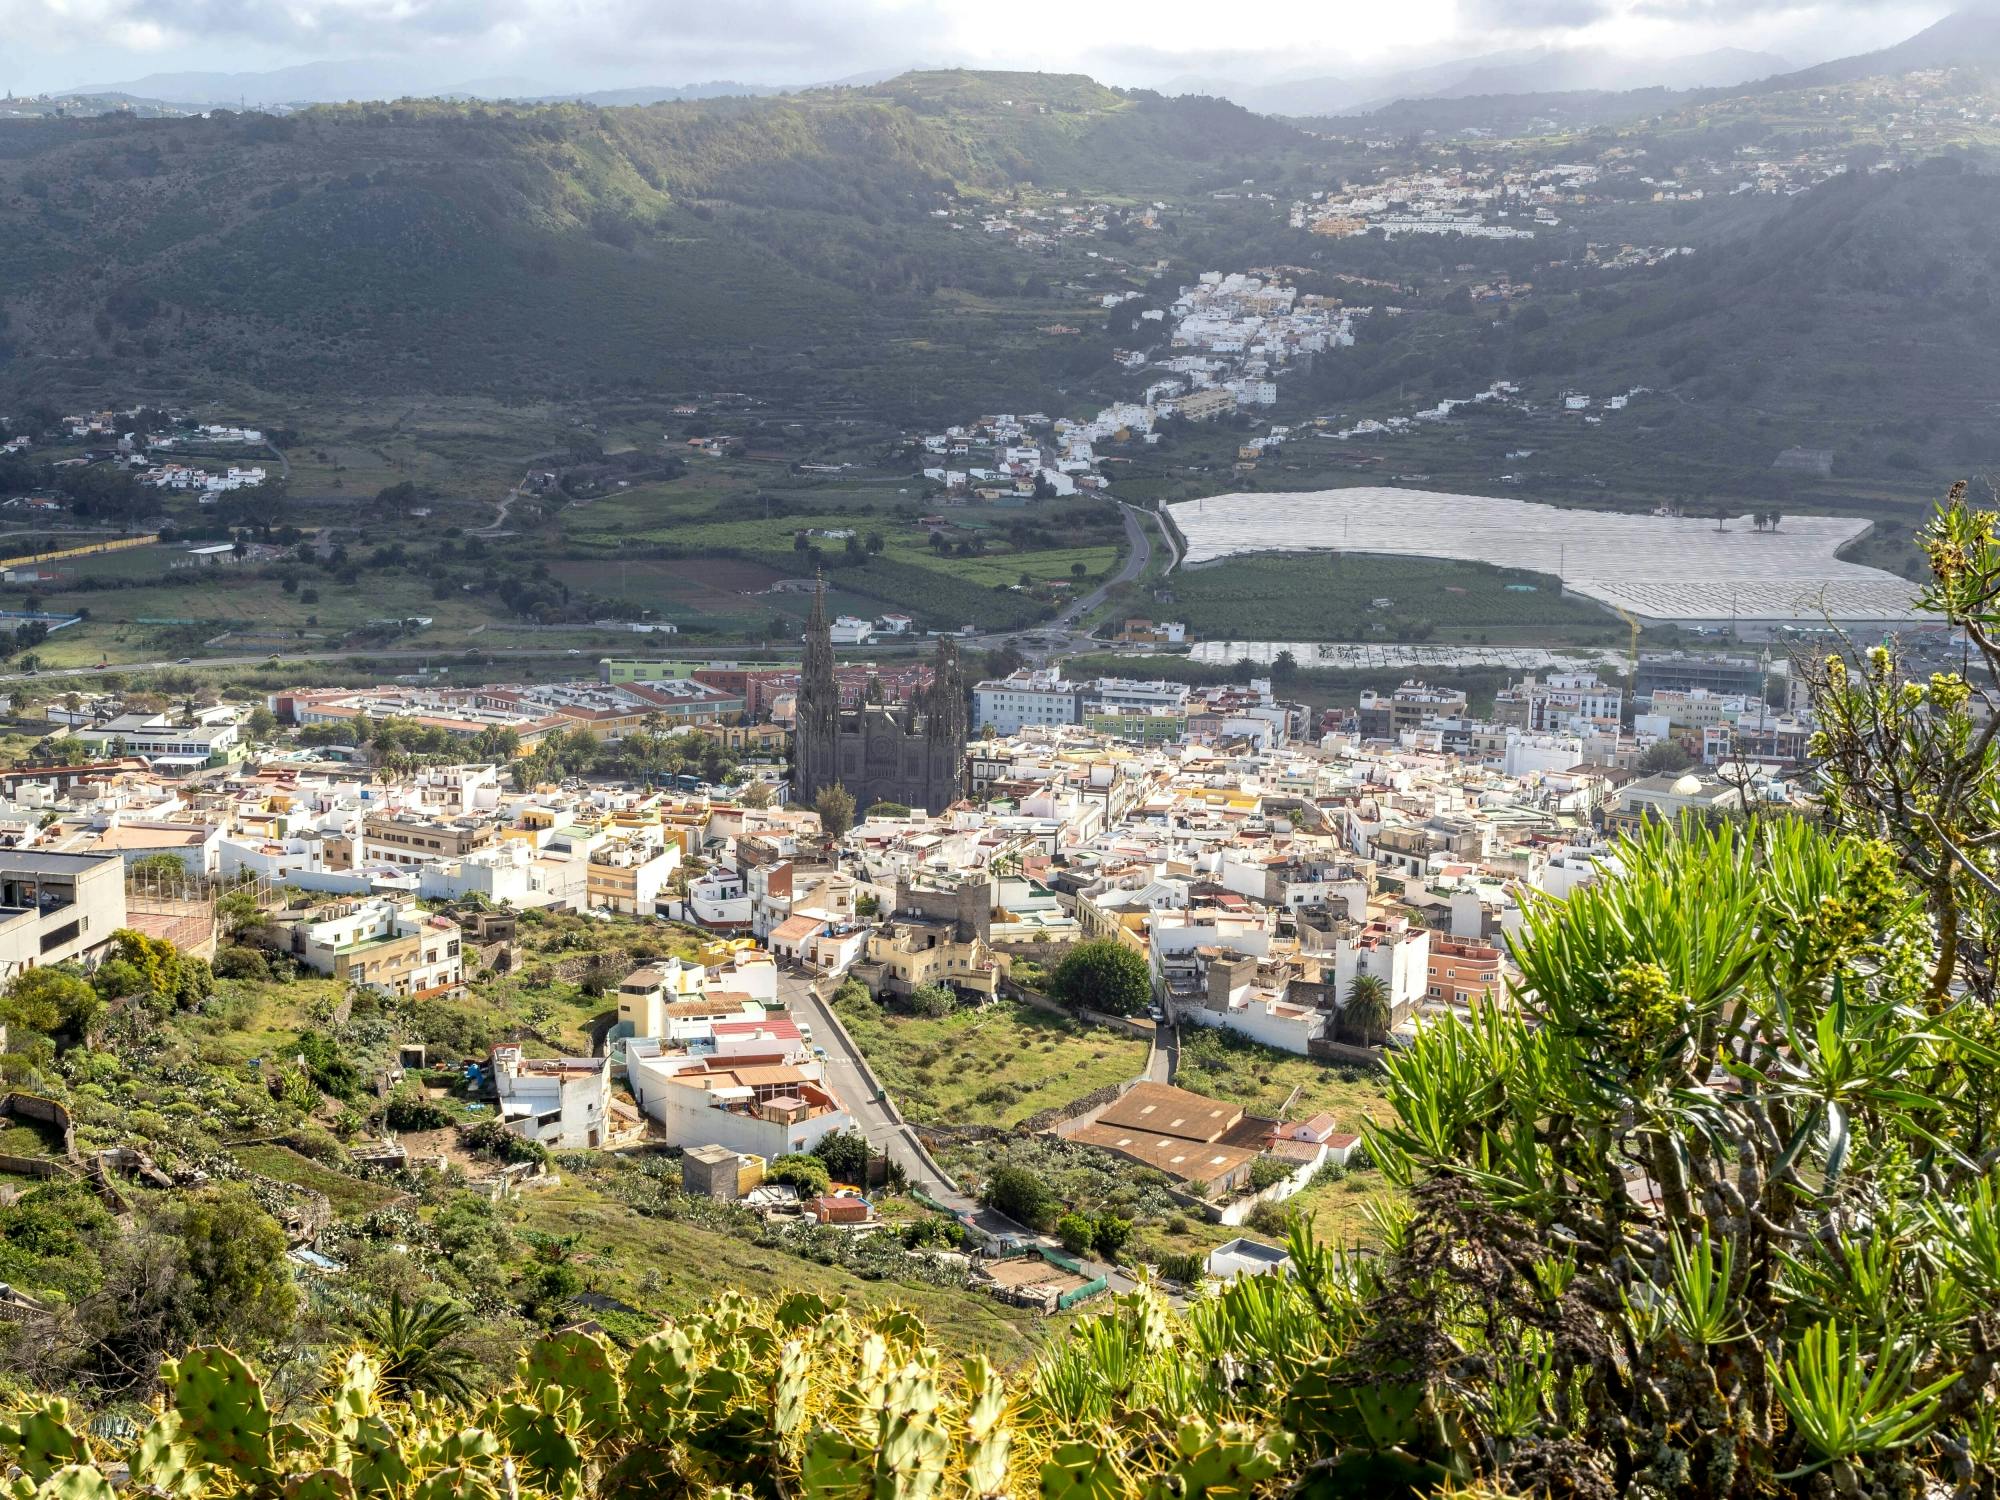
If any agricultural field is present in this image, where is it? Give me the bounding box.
[1159,552,1627,646]
[836,993,1150,1127]
[558,467,1129,633]
[1172,1026,1396,1135]
[229,1143,404,1218]
[1170,487,1919,625]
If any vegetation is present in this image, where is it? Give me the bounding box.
[1046,939,1152,1017]
[834,992,1147,1126]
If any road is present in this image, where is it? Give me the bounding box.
[782,971,968,1206]
[1057,502,1152,631]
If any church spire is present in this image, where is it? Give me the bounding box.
[795,574,840,801]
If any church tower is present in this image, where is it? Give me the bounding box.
[793,578,840,803]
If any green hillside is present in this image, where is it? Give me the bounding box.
[0,73,1316,414]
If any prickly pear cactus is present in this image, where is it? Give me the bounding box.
[160,1346,275,1483]
[1152,1418,1296,1497]
[279,1467,356,1500]
[0,1398,90,1481]
[405,1464,502,1500]
[1039,1440,1125,1500]
[31,1466,114,1500]
[127,1415,200,1500]
[326,1352,382,1429]
[871,1361,946,1500]
[772,1339,811,1441]
[520,1330,623,1443]
[489,1386,583,1498]
[623,1327,697,1428]
[961,1356,1011,1500]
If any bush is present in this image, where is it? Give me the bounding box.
[1248,1155,1296,1192]
[1156,1250,1206,1284]
[765,1154,831,1197]
[1246,1198,1298,1239]
[212,945,271,981]
[384,1093,455,1132]
[1048,940,1152,1017]
[899,1215,963,1250]
[463,1118,550,1167]
[810,1129,870,1183]
[1054,1211,1096,1255]
[1091,1214,1133,1258]
[980,1163,1058,1230]
[903,982,957,1019]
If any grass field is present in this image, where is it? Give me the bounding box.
[513,1177,1052,1366]
[1172,1026,1396,1133]
[559,469,1128,633]
[839,994,1149,1126]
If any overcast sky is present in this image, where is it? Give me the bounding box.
[0,0,1958,97]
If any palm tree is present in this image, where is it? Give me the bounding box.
[1342,973,1394,1047]
[355,1292,481,1404]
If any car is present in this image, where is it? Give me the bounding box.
[176,656,193,665]
[566,648,582,656]
[812,1046,829,1061]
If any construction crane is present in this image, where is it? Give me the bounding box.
[1613,604,1641,688]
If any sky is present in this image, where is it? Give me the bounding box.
[0,0,1959,98]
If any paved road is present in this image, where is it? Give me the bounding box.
[782,971,968,1205]
[1056,502,1153,631]
[1148,1021,1179,1084]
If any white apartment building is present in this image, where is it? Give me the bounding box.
[974,668,1085,734]
[1084,677,1192,715]
[0,851,126,979]
[286,899,463,998]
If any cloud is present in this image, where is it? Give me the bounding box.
[9,0,954,83]
[1,0,1958,96]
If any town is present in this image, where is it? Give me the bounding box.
[0,586,1846,1330]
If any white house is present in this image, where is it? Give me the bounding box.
[490,1046,614,1150]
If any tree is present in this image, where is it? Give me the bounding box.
[212,945,271,981]
[980,1164,1056,1230]
[904,981,957,1018]
[216,884,263,938]
[1638,738,1695,775]
[1340,972,1393,1046]
[810,1129,869,1184]
[245,705,280,741]
[170,1184,298,1348]
[1054,1211,1096,1255]
[356,1292,481,1404]
[1090,1214,1132,1258]
[814,783,856,842]
[1048,939,1152,1017]
[0,966,102,1046]
[739,779,775,809]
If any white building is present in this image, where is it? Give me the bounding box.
[973,668,1085,734]
[625,1019,852,1158]
[490,1046,614,1149]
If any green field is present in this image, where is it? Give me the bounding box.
[838,994,1150,1126]
[513,1177,1052,1366]
[558,469,1129,633]
[1165,552,1627,645]
[1172,1026,1396,1133]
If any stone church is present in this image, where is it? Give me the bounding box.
[791,583,967,814]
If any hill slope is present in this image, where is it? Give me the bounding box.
[0,72,1311,409]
